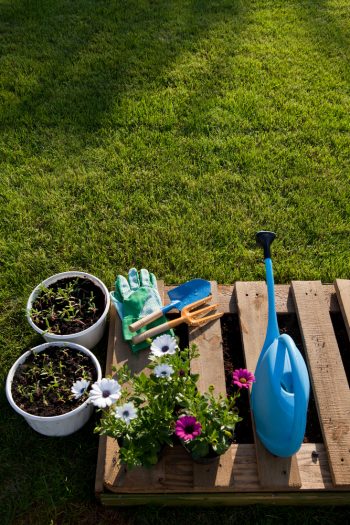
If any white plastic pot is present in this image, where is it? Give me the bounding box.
[26,271,110,349]
[6,342,102,437]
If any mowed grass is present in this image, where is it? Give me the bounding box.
[1,0,350,523]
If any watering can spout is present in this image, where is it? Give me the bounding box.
[256,231,276,260]
[256,230,279,357]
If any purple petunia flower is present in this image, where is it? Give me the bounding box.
[232,368,256,389]
[175,416,202,441]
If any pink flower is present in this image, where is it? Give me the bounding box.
[175,416,202,441]
[232,368,255,389]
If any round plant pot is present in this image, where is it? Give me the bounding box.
[26,271,110,349]
[6,342,102,437]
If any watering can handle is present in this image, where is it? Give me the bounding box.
[256,231,276,259]
[279,334,309,447]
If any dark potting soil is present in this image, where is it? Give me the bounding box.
[221,314,323,444]
[12,346,98,417]
[278,313,323,443]
[175,312,324,444]
[330,311,350,389]
[31,277,106,335]
[221,315,255,444]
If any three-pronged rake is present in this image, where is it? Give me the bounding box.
[131,295,223,345]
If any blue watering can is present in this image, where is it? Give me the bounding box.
[251,231,310,457]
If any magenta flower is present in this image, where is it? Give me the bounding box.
[232,368,256,389]
[175,416,202,441]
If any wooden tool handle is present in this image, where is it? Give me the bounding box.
[132,317,182,345]
[129,309,163,332]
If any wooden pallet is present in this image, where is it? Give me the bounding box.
[95,280,350,505]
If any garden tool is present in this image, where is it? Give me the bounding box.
[251,231,310,457]
[129,279,211,332]
[132,295,223,345]
[110,268,174,352]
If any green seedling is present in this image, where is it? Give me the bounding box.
[12,348,96,416]
[30,278,102,335]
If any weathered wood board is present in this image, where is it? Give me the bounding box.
[95,282,350,505]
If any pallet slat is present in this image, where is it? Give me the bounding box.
[95,281,350,504]
[102,283,171,492]
[189,281,230,488]
[101,443,335,494]
[292,281,350,487]
[165,284,339,315]
[236,281,302,489]
[189,281,226,395]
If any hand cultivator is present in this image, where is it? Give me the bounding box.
[129,278,211,333]
[131,295,223,345]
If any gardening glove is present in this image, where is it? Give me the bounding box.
[110,268,174,352]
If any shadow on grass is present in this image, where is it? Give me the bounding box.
[296,0,350,73]
[0,0,248,139]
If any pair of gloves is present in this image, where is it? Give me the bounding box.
[111,268,173,352]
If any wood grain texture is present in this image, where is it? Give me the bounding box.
[236,281,302,489]
[292,281,350,488]
[334,279,350,342]
[96,281,350,501]
[189,281,226,395]
[189,281,229,489]
[103,443,335,494]
[95,306,117,495]
[164,284,339,314]
[100,490,350,505]
[101,283,168,492]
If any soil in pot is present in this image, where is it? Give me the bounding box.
[11,345,98,417]
[30,277,106,335]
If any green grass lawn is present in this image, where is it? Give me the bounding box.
[1,0,350,523]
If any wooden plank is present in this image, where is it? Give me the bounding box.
[104,443,334,493]
[189,281,226,395]
[95,435,107,496]
[95,304,119,496]
[105,445,193,493]
[102,282,168,492]
[192,444,259,490]
[236,281,302,489]
[296,443,333,490]
[292,281,350,487]
[165,284,339,314]
[334,279,350,342]
[100,491,350,506]
[189,281,228,489]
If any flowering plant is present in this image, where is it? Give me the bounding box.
[175,385,243,460]
[91,335,255,468]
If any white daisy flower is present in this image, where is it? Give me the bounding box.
[88,378,121,408]
[154,364,174,378]
[150,334,178,357]
[115,402,138,425]
[71,379,90,399]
